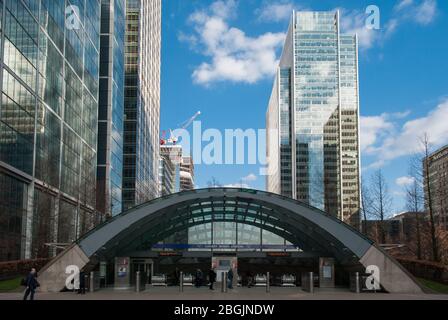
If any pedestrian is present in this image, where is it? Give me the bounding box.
[227,268,234,289]
[208,268,216,290]
[195,269,203,288]
[23,268,39,300]
[78,271,86,294]
[246,271,253,288]
[174,268,180,286]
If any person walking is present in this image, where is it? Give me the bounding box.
[78,271,86,294]
[195,269,203,288]
[227,268,234,289]
[208,268,216,290]
[23,268,39,300]
[246,270,253,288]
[174,267,180,286]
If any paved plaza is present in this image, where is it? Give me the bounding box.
[2,287,448,300]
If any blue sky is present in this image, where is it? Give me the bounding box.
[160,0,448,215]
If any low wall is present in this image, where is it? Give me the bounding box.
[0,258,51,281]
[359,246,424,293]
[396,258,448,284]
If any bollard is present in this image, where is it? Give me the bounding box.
[179,271,184,292]
[221,272,228,293]
[136,271,141,292]
[355,272,360,293]
[84,274,89,293]
[309,272,314,294]
[90,271,94,293]
[266,272,270,293]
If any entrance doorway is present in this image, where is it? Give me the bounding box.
[212,256,237,283]
[131,259,153,285]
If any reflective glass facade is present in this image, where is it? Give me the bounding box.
[96,0,125,217]
[267,11,361,228]
[0,0,101,261]
[122,0,161,211]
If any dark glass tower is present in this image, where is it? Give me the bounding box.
[0,0,101,261]
[96,0,125,218]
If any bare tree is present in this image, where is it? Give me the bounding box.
[404,176,424,260]
[369,169,392,244]
[421,134,439,262]
[360,177,373,236]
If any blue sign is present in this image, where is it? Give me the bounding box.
[151,244,298,250]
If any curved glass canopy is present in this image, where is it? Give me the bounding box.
[77,188,373,265]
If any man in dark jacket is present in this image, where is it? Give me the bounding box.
[227,268,234,289]
[23,268,39,300]
[78,271,86,294]
[208,268,216,290]
[174,268,180,286]
[195,269,203,288]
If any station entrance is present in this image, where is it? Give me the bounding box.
[37,188,424,294]
[105,250,351,289]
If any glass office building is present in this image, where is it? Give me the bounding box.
[0,0,101,261]
[267,11,361,228]
[96,0,125,218]
[122,0,161,211]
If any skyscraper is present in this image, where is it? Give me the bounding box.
[97,0,126,218]
[159,145,182,196]
[0,0,101,261]
[266,11,361,228]
[122,0,161,211]
[179,156,194,191]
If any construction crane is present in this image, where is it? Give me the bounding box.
[160,111,201,145]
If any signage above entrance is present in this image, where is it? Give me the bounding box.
[151,244,299,250]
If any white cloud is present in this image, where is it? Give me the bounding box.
[361,110,412,153]
[339,1,438,50]
[210,0,237,19]
[224,183,251,188]
[256,1,295,22]
[181,0,286,86]
[242,173,257,182]
[360,114,396,153]
[415,0,438,25]
[182,1,439,85]
[224,173,258,188]
[338,8,381,50]
[384,19,399,38]
[363,98,448,167]
[396,176,415,187]
[395,0,414,11]
[394,0,438,26]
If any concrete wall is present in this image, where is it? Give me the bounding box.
[38,245,90,293]
[360,245,424,294]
